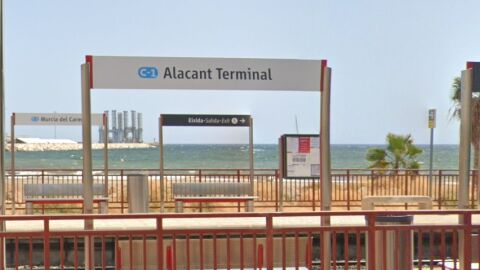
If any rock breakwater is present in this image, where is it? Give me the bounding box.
[6,143,155,152]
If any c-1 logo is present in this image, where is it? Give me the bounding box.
[138,67,159,79]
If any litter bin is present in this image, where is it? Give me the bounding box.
[127,174,149,213]
[368,215,413,270]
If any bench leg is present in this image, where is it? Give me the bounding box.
[246,201,254,212]
[99,201,108,214]
[26,202,33,215]
[175,201,184,213]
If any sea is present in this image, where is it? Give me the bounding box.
[4,144,460,170]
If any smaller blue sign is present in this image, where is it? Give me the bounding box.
[138,67,159,79]
[31,116,40,122]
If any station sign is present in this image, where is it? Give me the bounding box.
[467,62,480,92]
[87,56,323,91]
[161,114,250,127]
[280,134,320,178]
[15,113,103,126]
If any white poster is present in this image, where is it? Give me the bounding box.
[284,135,320,178]
[87,56,323,91]
[15,113,103,126]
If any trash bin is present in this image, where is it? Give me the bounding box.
[127,174,149,213]
[368,215,414,270]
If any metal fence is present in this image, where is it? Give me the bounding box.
[5,168,477,213]
[2,210,480,270]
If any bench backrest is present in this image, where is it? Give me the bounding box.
[172,183,251,197]
[24,184,106,198]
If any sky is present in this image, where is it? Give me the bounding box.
[5,0,480,144]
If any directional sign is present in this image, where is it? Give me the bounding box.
[14,113,103,126]
[161,114,250,127]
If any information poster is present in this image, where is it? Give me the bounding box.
[282,135,320,178]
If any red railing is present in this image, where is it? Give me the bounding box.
[1,210,480,269]
[4,168,477,213]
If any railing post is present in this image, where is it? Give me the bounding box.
[44,218,50,270]
[459,212,472,270]
[160,169,165,213]
[237,169,241,212]
[274,170,279,212]
[157,217,164,270]
[266,214,274,270]
[370,170,375,196]
[120,169,125,213]
[366,213,376,270]
[199,169,203,212]
[405,172,410,210]
[41,170,45,214]
[346,169,351,210]
[471,170,476,208]
[438,170,443,209]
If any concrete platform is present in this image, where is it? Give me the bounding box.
[4,213,479,232]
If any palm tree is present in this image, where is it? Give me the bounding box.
[366,133,423,173]
[451,76,480,170]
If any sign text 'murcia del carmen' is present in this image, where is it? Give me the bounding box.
[162,67,273,81]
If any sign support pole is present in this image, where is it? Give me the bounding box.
[320,65,332,270]
[458,69,472,210]
[249,117,254,196]
[428,126,434,197]
[159,116,165,212]
[10,114,14,214]
[458,68,473,270]
[81,63,94,215]
[103,113,109,200]
[0,0,5,266]
[428,109,436,197]
[81,63,94,270]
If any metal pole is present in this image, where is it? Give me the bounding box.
[320,66,332,270]
[321,67,332,212]
[428,127,434,197]
[81,63,94,270]
[159,116,164,212]
[249,117,254,197]
[81,63,94,215]
[103,113,109,200]
[458,69,473,270]
[0,1,6,264]
[10,114,14,214]
[0,0,5,217]
[458,69,473,210]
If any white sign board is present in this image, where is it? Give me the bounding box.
[15,113,103,126]
[87,56,323,91]
[282,135,320,178]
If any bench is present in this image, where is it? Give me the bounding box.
[172,183,255,213]
[24,184,108,214]
[361,195,433,210]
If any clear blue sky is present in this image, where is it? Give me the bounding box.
[5,0,479,144]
